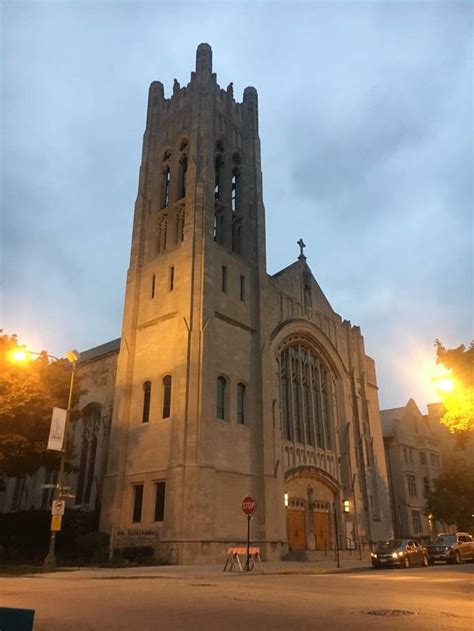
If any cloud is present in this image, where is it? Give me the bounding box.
[1,1,472,410]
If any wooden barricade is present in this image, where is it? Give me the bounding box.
[223,546,264,572]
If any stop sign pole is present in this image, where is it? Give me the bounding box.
[241,496,257,571]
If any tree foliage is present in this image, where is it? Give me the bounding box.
[425,458,474,531]
[0,333,81,478]
[435,340,474,434]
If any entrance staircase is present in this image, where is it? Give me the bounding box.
[283,549,371,562]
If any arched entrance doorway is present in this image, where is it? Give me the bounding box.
[285,465,340,551]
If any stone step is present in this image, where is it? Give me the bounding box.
[283,549,371,562]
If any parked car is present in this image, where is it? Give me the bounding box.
[371,539,428,569]
[427,533,474,565]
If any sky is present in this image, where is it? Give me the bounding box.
[1,0,472,411]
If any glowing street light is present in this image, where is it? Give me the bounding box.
[435,377,455,393]
[9,348,30,362]
[8,344,79,571]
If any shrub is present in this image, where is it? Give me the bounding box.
[75,531,109,564]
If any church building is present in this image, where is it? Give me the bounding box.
[97,43,392,564]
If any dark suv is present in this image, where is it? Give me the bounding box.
[427,533,474,564]
[371,539,429,569]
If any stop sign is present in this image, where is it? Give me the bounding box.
[241,496,257,515]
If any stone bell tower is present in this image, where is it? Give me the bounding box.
[100,44,278,563]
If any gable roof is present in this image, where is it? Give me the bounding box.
[78,338,121,364]
[271,258,334,315]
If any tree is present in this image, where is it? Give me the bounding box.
[425,458,474,532]
[0,333,81,478]
[434,340,474,434]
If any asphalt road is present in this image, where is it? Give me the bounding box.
[1,563,472,630]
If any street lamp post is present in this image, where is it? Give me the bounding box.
[43,350,79,571]
[8,344,79,571]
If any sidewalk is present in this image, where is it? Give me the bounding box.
[25,556,372,581]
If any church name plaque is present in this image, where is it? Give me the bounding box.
[115,528,157,544]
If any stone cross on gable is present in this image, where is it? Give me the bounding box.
[297,238,306,259]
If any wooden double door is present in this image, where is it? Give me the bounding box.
[313,511,330,550]
[288,509,331,551]
[288,510,306,550]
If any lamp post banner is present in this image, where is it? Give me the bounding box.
[47,407,67,452]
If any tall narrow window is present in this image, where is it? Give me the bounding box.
[132,484,144,523]
[157,216,168,253]
[217,376,227,420]
[162,375,172,418]
[237,383,246,424]
[163,217,168,251]
[75,406,101,506]
[292,376,302,443]
[423,477,430,495]
[214,157,221,200]
[412,510,422,534]
[221,266,228,293]
[321,372,332,450]
[304,381,313,446]
[175,209,185,244]
[142,381,151,423]
[180,210,185,242]
[407,473,417,497]
[169,266,175,291]
[232,218,242,254]
[231,172,237,212]
[179,156,187,198]
[281,372,291,440]
[154,481,166,522]
[162,167,171,209]
[214,209,224,244]
[240,275,245,301]
[151,274,156,298]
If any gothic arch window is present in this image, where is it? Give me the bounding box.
[231,172,238,212]
[280,350,292,441]
[76,404,102,505]
[237,382,246,424]
[142,381,151,424]
[157,215,168,253]
[214,207,224,244]
[175,208,185,244]
[278,343,335,451]
[162,375,172,418]
[162,167,171,209]
[216,375,227,420]
[214,156,223,201]
[178,154,187,199]
[231,159,241,213]
[232,217,242,254]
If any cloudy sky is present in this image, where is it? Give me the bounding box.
[2,1,472,410]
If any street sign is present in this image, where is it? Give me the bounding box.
[241,496,257,515]
[51,515,62,532]
[51,500,65,516]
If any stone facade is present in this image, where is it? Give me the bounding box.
[0,44,393,561]
[98,44,392,564]
[381,399,449,538]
